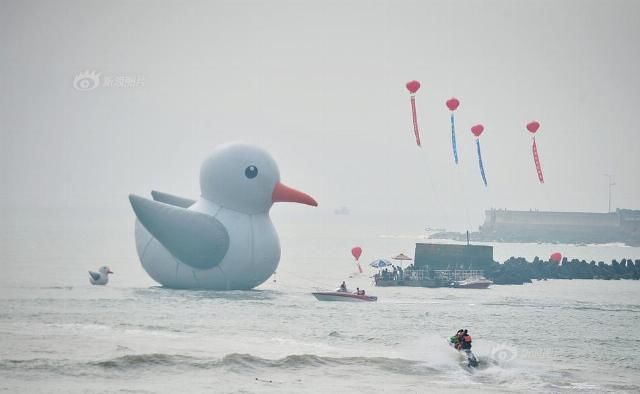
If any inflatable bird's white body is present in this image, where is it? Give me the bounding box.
[129,143,317,290]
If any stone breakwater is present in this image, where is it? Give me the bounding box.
[486,257,640,284]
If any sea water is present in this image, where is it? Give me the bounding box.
[1,207,639,393]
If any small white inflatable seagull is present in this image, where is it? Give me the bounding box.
[89,266,113,285]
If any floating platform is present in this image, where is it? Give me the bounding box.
[373,243,494,288]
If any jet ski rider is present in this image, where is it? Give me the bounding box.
[460,329,472,350]
[450,329,463,350]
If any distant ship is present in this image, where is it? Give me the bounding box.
[430,208,640,246]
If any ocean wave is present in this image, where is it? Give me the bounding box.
[0,358,91,377]
[41,286,74,290]
[1,358,55,370]
[132,288,281,302]
[91,353,195,369]
[220,353,436,375]
[566,305,640,313]
[96,352,432,374]
[482,301,640,313]
[1,353,435,376]
[116,323,188,335]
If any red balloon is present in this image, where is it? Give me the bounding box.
[527,121,540,134]
[550,252,562,263]
[471,124,484,137]
[406,80,421,94]
[351,247,362,261]
[446,98,460,111]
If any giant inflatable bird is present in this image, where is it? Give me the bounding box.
[129,143,317,290]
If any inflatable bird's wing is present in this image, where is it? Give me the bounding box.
[151,190,196,208]
[129,195,229,270]
[89,271,101,281]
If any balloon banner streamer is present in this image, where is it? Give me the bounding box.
[527,121,544,183]
[446,98,460,164]
[476,139,488,187]
[351,246,363,273]
[471,124,488,187]
[406,80,422,146]
[532,139,544,183]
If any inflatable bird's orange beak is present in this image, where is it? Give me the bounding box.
[272,182,317,206]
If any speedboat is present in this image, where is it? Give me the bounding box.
[448,339,479,368]
[451,277,493,289]
[312,290,377,302]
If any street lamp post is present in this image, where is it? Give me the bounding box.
[603,174,616,213]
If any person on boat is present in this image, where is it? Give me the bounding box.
[339,281,347,292]
[355,287,360,295]
[360,289,365,295]
[460,329,472,350]
[450,329,463,350]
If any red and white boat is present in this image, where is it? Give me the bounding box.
[312,290,378,302]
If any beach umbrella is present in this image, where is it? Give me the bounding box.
[391,253,413,268]
[369,259,392,269]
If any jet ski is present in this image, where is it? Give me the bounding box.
[448,338,479,368]
[461,349,479,368]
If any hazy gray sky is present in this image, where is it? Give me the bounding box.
[2,0,639,231]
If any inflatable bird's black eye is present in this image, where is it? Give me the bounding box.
[245,165,258,179]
